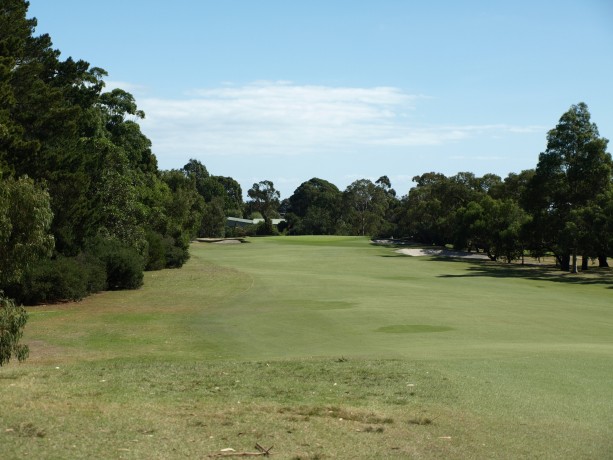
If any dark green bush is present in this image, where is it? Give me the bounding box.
[145,231,166,271]
[19,256,90,304]
[77,252,107,294]
[164,237,189,268]
[88,238,144,290]
[226,225,253,237]
[255,220,278,236]
[8,254,107,305]
[145,231,191,270]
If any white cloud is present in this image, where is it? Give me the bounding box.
[136,81,544,165]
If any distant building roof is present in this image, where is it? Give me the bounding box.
[226,217,285,227]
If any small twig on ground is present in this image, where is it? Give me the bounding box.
[255,443,273,455]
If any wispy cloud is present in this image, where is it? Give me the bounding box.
[137,81,544,164]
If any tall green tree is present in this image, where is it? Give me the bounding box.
[398,172,481,245]
[247,180,280,234]
[160,169,205,248]
[88,143,147,253]
[288,178,342,235]
[0,176,54,287]
[213,176,244,217]
[200,197,226,238]
[375,175,400,237]
[343,179,388,236]
[0,292,29,367]
[0,0,207,301]
[454,196,530,262]
[525,103,611,271]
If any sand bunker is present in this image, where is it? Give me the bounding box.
[196,238,245,244]
[396,248,489,259]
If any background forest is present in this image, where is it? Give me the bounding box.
[1,1,612,306]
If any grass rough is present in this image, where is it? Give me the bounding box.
[1,236,611,459]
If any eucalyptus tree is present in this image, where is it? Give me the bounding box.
[343,179,388,236]
[288,178,342,234]
[524,103,611,271]
[0,176,54,288]
[247,180,280,232]
[454,195,530,262]
[399,172,481,245]
[375,175,401,236]
[0,293,29,367]
[213,176,244,217]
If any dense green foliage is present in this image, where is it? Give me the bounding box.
[279,106,612,270]
[0,2,243,305]
[1,0,611,319]
[0,292,28,366]
[0,175,54,287]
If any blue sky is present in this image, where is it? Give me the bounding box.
[28,1,613,198]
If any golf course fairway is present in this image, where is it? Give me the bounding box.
[1,236,611,459]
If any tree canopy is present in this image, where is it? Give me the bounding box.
[2,0,612,325]
[0,1,242,306]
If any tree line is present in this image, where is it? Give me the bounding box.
[1,1,611,365]
[0,1,246,307]
[277,101,612,273]
[2,1,613,307]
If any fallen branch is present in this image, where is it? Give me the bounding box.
[209,444,273,457]
[255,443,273,455]
[210,453,268,458]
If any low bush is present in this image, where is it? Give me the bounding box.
[145,231,167,271]
[165,236,189,268]
[16,254,106,304]
[88,238,144,290]
[77,252,107,294]
[255,220,279,236]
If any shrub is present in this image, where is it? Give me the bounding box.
[226,225,260,238]
[102,246,144,290]
[76,252,107,294]
[0,292,29,366]
[88,238,144,290]
[164,236,189,268]
[145,231,166,271]
[145,231,191,270]
[16,258,76,304]
[255,220,279,236]
[13,254,107,305]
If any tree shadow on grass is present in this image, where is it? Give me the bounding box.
[433,258,613,288]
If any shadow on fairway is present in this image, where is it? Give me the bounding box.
[434,258,613,287]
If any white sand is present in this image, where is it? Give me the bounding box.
[396,248,489,259]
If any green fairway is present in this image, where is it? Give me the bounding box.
[1,236,612,459]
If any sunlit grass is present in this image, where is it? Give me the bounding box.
[1,236,611,458]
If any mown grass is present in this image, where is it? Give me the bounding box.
[1,236,612,459]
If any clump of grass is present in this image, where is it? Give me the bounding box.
[408,416,435,426]
[286,405,394,425]
[363,425,385,433]
[10,422,46,438]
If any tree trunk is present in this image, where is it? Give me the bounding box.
[598,254,609,267]
[581,255,589,271]
[558,254,570,271]
[571,250,578,274]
